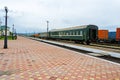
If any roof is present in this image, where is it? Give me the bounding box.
[0,25,10,30]
[50,25,96,32]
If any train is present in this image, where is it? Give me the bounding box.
[98,28,120,43]
[39,25,98,45]
[37,25,120,45]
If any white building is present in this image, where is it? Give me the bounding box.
[0,25,10,36]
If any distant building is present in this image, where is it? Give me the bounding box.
[0,25,10,36]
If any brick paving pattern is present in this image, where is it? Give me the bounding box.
[0,36,120,80]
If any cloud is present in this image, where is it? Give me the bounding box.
[0,0,120,33]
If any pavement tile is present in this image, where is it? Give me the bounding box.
[0,36,120,80]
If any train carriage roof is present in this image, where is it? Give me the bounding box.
[50,25,97,32]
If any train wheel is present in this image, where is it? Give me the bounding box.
[86,42,90,45]
[75,41,80,43]
[86,40,90,45]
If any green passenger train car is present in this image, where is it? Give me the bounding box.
[39,32,48,39]
[40,25,98,45]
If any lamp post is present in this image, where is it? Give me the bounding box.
[4,6,8,49]
[12,24,14,40]
[0,20,2,38]
[14,29,17,39]
[46,21,49,38]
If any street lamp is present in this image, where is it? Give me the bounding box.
[0,19,2,38]
[12,24,14,40]
[4,6,8,49]
[46,21,49,38]
[14,29,17,39]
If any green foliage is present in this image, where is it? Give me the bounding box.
[0,36,16,40]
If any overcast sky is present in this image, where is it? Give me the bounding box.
[0,0,120,33]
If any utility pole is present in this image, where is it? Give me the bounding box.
[14,29,17,39]
[4,6,8,49]
[47,21,49,38]
[0,19,2,38]
[12,24,14,40]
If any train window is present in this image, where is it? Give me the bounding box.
[80,31,83,35]
[76,31,78,35]
[61,32,62,35]
[68,32,69,35]
[66,33,68,35]
[73,32,75,35]
[72,32,73,35]
[70,32,71,35]
[59,32,60,35]
[64,32,65,35]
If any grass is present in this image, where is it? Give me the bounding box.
[0,36,16,40]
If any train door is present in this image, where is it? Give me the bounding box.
[89,29,97,41]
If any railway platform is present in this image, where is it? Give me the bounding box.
[0,36,120,80]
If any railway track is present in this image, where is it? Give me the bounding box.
[44,39,120,53]
[58,40,120,52]
[29,37,120,64]
[91,43,120,50]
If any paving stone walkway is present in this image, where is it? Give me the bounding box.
[0,36,120,80]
